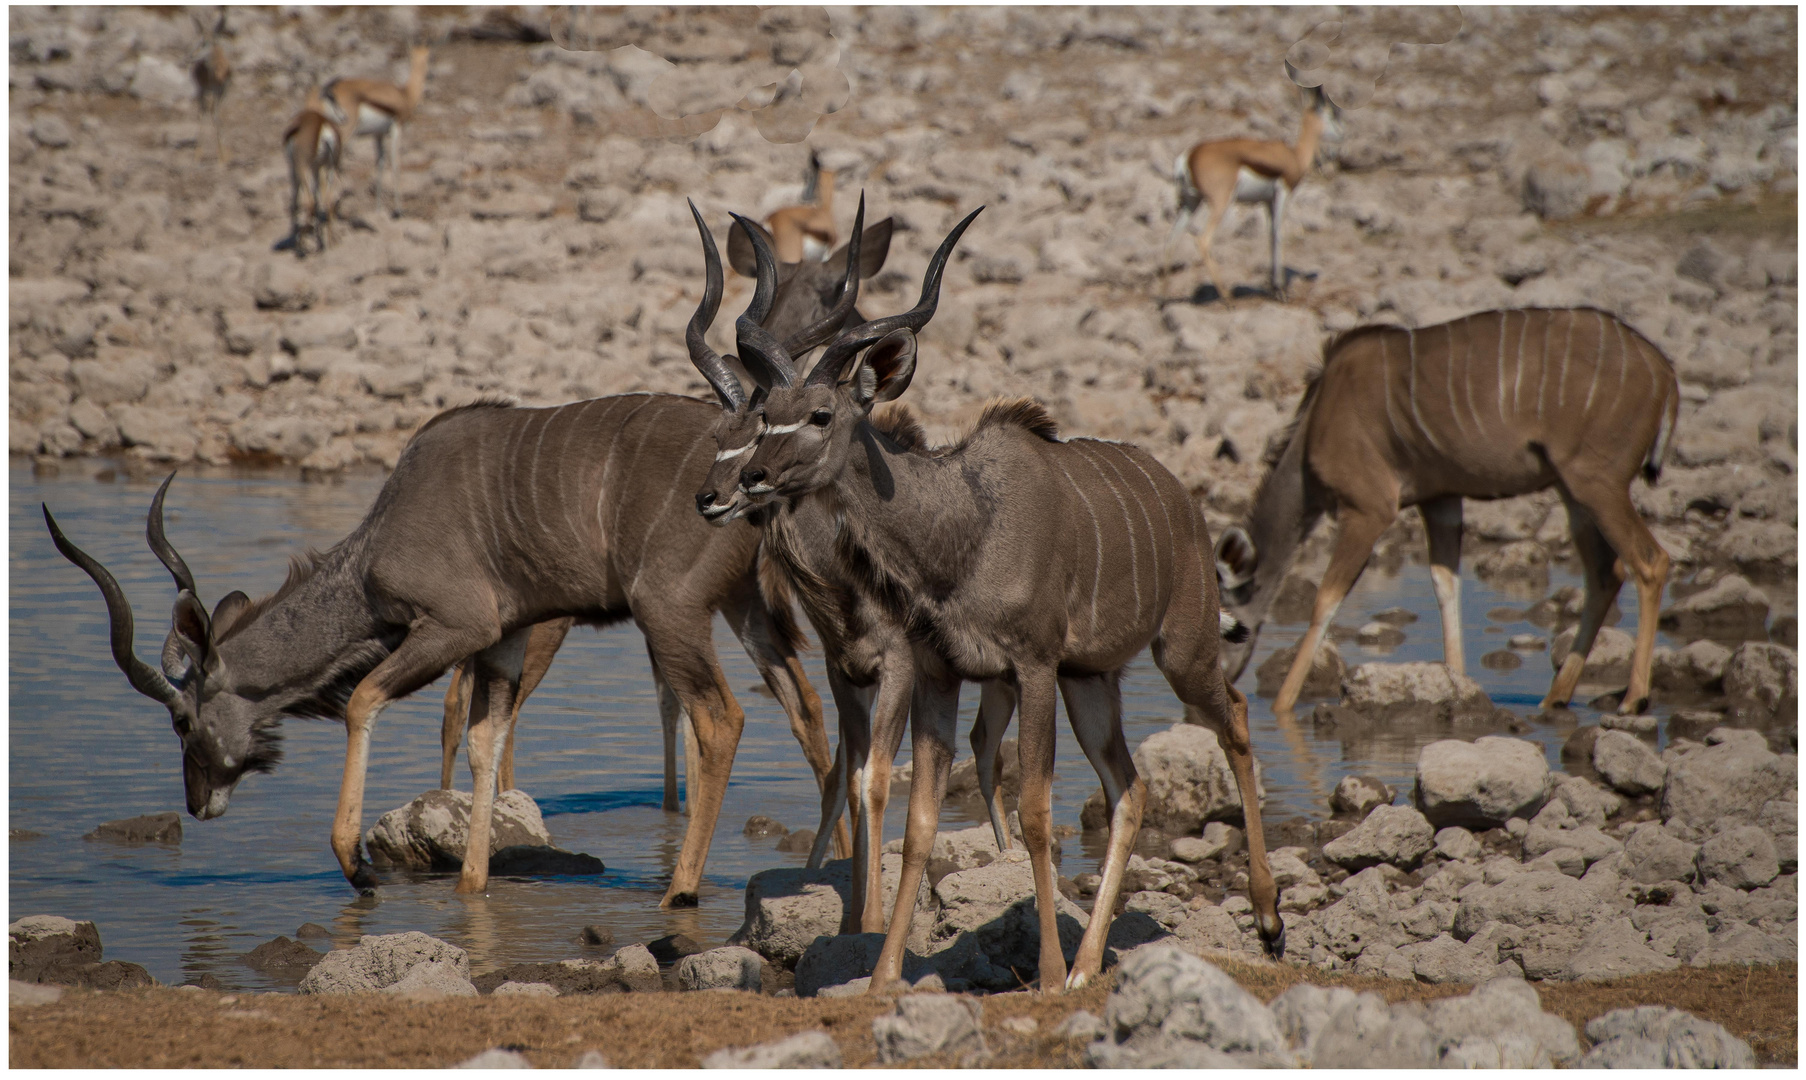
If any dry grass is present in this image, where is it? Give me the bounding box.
[9,963,1792,1068]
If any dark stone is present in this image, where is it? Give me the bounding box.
[1486,606,1527,623]
[84,812,182,845]
[191,972,226,990]
[10,918,103,982]
[294,922,332,940]
[647,933,704,965]
[243,935,323,973]
[743,815,789,838]
[1371,607,1418,626]
[1562,725,1601,761]
[775,829,816,854]
[488,845,604,876]
[1668,709,1730,742]
[48,960,157,989]
[472,959,638,996]
[1481,649,1523,671]
[578,925,615,947]
[10,829,44,841]
[1770,615,1797,649]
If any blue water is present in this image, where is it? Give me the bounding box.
[9,459,1687,989]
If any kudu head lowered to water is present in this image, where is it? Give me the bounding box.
[43,476,289,820]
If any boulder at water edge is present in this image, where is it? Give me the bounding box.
[1128,721,1264,833]
[9,914,154,989]
[1342,663,1492,718]
[1414,737,1550,829]
[364,789,552,871]
[297,931,471,994]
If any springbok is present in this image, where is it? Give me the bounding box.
[190,7,231,164]
[728,206,1282,992]
[323,44,429,219]
[1215,307,1680,719]
[693,198,1019,936]
[42,381,846,903]
[1165,68,1342,301]
[433,213,895,834]
[763,150,837,263]
[283,85,343,255]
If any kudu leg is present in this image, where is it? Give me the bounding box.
[970,680,1018,852]
[1559,483,1669,714]
[439,660,470,790]
[1545,498,1623,710]
[646,624,747,907]
[723,589,848,859]
[498,618,569,793]
[649,653,685,812]
[337,621,498,893]
[1273,508,1394,715]
[871,675,961,993]
[458,629,530,895]
[1061,672,1144,988]
[1422,495,1468,677]
[1015,666,1068,992]
[808,670,870,872]
[854,657,914,933]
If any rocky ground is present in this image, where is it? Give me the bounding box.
[8,8,1796,579]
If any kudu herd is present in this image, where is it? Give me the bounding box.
[48,168,1686,995]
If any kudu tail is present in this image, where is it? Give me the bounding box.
[758,545,810,654]
[1220,610,1250,644]
[1643,382,1680,484]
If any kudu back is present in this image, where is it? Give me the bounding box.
[1216,307,1679,717]
[720,203,1281,993]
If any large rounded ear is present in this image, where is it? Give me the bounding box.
[1214,526,1258,593]
[211,590,252,640]
[860,218,893,278]
[171,590,213,672]
[728,218,776,279]
[848,328,916,409]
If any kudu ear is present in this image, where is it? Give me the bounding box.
[849,328,917,409]
[211,590,253,640]
[171,590,218,677]
[827,217,893,280]
[1214,526,1258,594]
[727,219,776,278]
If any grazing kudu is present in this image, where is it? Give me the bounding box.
[1165,68,1342,301]
[764,150,838,263]
[283,85,343,255]
[433,212,895,839]
[1215,307,1680,718]
[694,198,1019,937]
[728,206,1281,993]
[323,44,428,219]
[43,385,847,904]
[190,7,231,164]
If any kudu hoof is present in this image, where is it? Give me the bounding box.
[661,890,700,909]
[348,865,380,895]
[1259,920,1287,959]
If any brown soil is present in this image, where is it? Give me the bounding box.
[10,962,1793,1068]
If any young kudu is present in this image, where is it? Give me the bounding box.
[323,44,428,219]
[1165,70,1342,301]
[1216,307,1680,718]
[432,216,893,846]
[693,199,1019,937]
[726,206,1281,992]
[283,86,343,255]
[44,386,842,904]
[190,7,231,164]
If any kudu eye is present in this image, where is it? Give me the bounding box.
[810,409,833,427]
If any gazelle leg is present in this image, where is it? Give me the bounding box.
[336,619,498,893]
[1422,495,1467,677]
[1015,665,1068,991]
[1195,199,1232,301]
[724,587,847,859]
[1061,671,1143,987]
[439,660,470,790]
[1268,185,1287,298]
[871,674,961,993]
[971,680,1017,851]
[458,628,529,894]
[1273,507,1394,715]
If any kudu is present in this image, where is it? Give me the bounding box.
[323,44,429,219]
[283,85,344,256]
[43,327,859,904]
[693,198,1019,938]
[433,215,894,835]
[1165,68,1342,301]
[1216,307,1680,718]
[726,205,1281,992]
[190,7,231,164]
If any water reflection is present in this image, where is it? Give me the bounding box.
[10,460,1746,989]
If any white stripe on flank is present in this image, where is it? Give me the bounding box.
[1582,309,1605,415]
[1512,309,1528,420]
[1534,313,1552,422]
[1053,459,1104,633]
[1088,443,1159,615]
[1073,446,1141,620]
[1613,317,1630,403]
[1122,452,1178,593]
[1556,310,1576,410]
[714,439,757,462]
[1408,328,1448,455]
[1445,322,1467,442]
[1496,311,1509,429]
